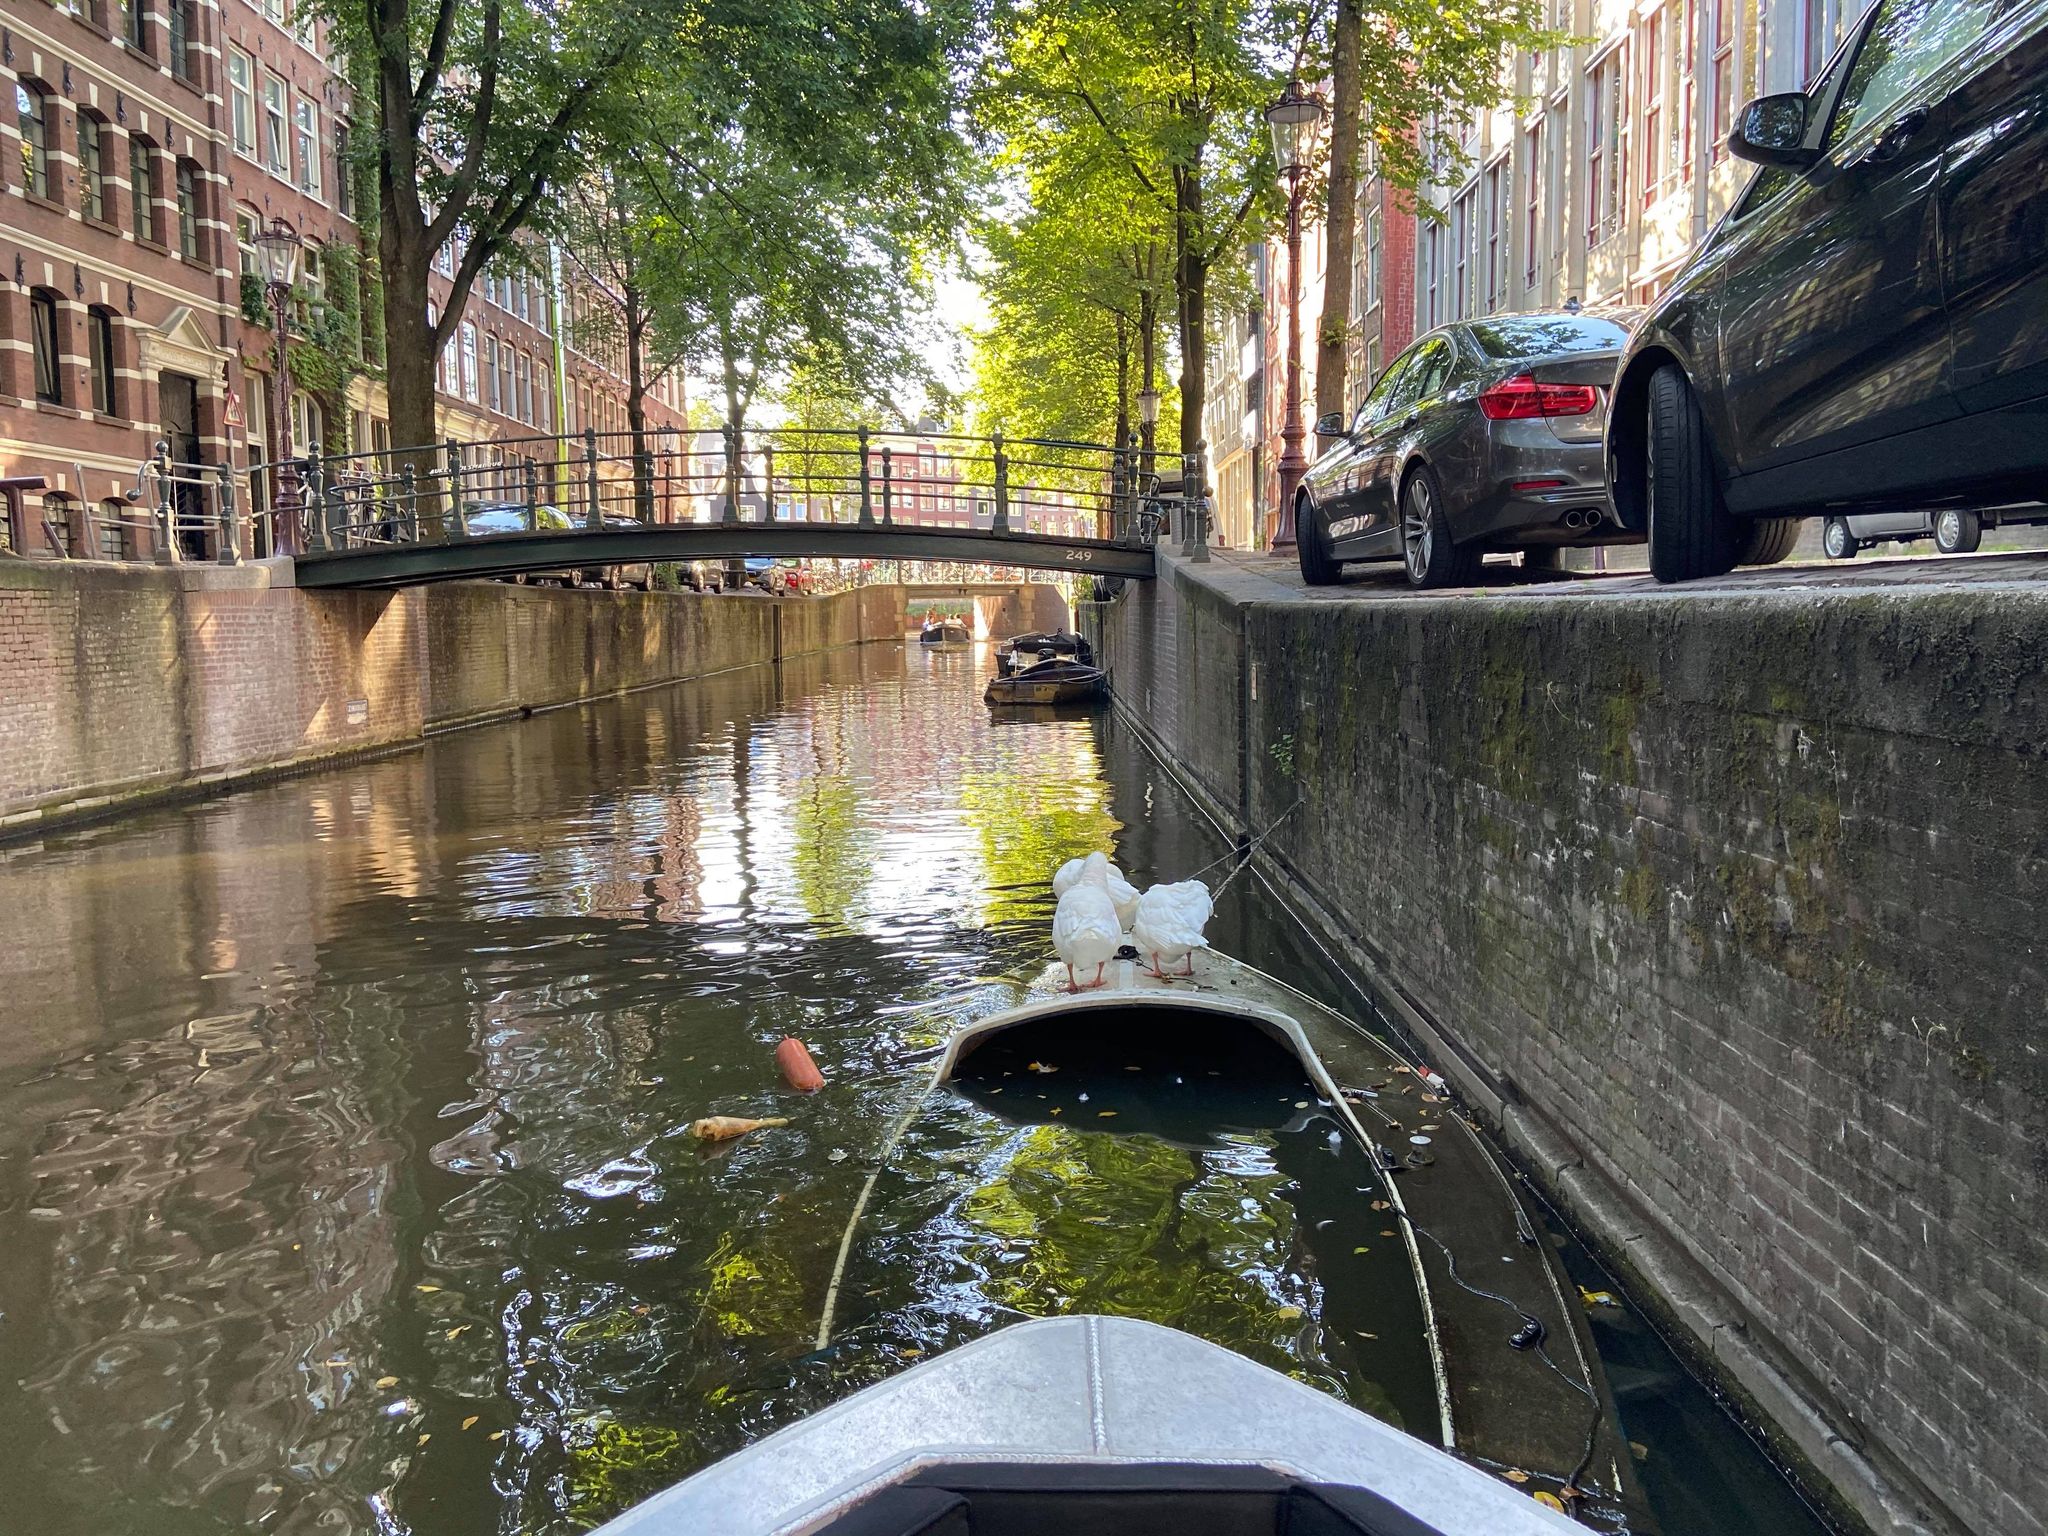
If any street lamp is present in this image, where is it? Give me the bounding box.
[1137,384,1160,478]
[1265,78,1326,550]
[252,216,305,555]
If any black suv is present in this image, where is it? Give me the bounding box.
[1607,0,2048,582]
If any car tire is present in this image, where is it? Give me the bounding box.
[1645,364,1738,583]
[1296,496,1341,586]
[1400,466,1481,589]
[1737,517,1801,566]
[1934,507,1981,555]
[1822,518,1858,560]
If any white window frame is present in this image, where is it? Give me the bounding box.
[261,74,289,175]
[229,50,256,158]
[293,96,321,198]
[460,322,479,402]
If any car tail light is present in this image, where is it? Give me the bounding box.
[1512,479,1567,493]
[1479,373,1601,420]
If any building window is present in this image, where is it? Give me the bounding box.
[237,209,259,274]
[435,237,454,277]
[1800,0,1845,86]
[1420,221,1442,330]
[16,81,50,201]
[290,390,322,457]
[1587,44,1629,245]
[80,114,107,221]
[1642,7,1668,201]
[88,307,117,415]
[1363,208,1382,312]
[260,0,283,23]
[1710,0,1734,159]
[537,364,551,431]
[122,0,148,52]
[293,98,321,197]
[167,0,194,79]
[484,333,500,410]
[262,74,288,175]
[502,344,518,418]
[1450,184,1474,319]
[176,159,201,260]
[30,290,64,404]
[517,350,533,424]
[229,50,255,157]
[460,322,478,402]
[98,500,130,560]
[441,331,458,395]
[130,137,159,244]
[1523,119,1543,286]
[334,121,354,217]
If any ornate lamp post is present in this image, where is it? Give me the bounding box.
[252,217,304,555]
[1136,386,1160,479]
[1265,78,1326,550]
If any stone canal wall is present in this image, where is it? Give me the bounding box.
[1086,553,2046,1536]
[0,561,906,833]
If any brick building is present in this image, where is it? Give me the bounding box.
[0,0,684,563]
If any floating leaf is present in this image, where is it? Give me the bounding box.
[1049,1107,1061,1116]
[1097,1110,1117,1118]
[1355,1330,1378,1340]
[376,1376,399,1388]
[488,1430,506,1442]
[416,1284,441,1294]
[462,1416,479,1431]
[445,1325,469,1339]
[1275,1305,1302,1319]
[1534,1491,1566,1512]
[417,1433,431,1447]
[1353,1246,1371,1255]
[1504,1469,1530,1484]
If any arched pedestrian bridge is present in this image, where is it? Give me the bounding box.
[282,426,1162,589]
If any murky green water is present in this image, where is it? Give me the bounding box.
[0,640,1829,1535]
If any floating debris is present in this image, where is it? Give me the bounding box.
[488,1431,506,1442]
[1353,1246,1371,1255]
[1504,1469,1530,1485]
[1579,1288,1622,1309]
[828,1149,849,1163]
[417,1433,431,1448]
[445,1326,469,1340]
[1097,1111,1117,1118]
[462,1416,479,1431]
[688,1115,790,1142]
[1533,1491,1566,1512]
[416,1284,441,1293]
[1408,1135,1432,1146]
[1027,1062,1058,1074]
[776,1038,826,1092]
[376,1376,399,1388]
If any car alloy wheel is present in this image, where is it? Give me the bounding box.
[1934,507,1981,555]
[1823,518,1856,560]
[1400,481,1434,583]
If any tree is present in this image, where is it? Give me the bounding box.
[1313,0,1555,424]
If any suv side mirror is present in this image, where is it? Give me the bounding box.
[1730,93,1818,169]
[1314,411,1347,438]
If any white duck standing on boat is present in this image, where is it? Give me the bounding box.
[1132,879,1214,977]
[1051,852,1124,991]
[1052,854,1140,930]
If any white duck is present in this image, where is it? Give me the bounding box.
[1052,854,1140,929]
[1052,852,1124,991]
[1132,880,1213,977]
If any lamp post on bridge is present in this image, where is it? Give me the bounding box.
[1265,78,1326,552]
[253,217,306,557]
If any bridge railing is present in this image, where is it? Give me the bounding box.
[262,426,1159,559]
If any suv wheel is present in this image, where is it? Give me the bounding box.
[1644,364,1738,583]
[1400,466,1481,589]
[1296,496,1341,586]
[1822,518,1858,560]
[1934,507,1982,555]
[1737,517,1801,566]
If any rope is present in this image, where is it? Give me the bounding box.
[1183,796,1302,898]
[814,1064,945,1351]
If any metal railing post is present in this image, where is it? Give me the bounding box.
[302,458,333,551]
[1185,441,1212,563]
[763,445,775,523]
[152,439,178,564]
[214,463,242,564]
[880,445,893,527]
[857,427,874,528]
[991,430,1010,535]
[524,456,539,515]
[444,440,468,538]
[722,423,741,524]
[583,427,602,530]
[399,464,419,542]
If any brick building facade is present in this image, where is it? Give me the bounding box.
[0,0,683,563]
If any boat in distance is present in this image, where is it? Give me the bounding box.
[920,617,972,645]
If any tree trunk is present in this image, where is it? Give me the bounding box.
[1316,0,1364,429]
[1174,166,1206,467]
[624,294,653,523]
[1138,285,1158,479]
[374,10,446,530]
[1112,311,1130,542]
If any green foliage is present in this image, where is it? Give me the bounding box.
[238,272,268,326]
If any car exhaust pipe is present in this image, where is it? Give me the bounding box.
[1560,508,1605,531]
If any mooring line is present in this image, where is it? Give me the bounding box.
[814,1063,944,1352]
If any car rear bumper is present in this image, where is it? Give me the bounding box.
[1458,429,1616,543]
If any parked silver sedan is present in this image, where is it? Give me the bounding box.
[1295,310,1643,587]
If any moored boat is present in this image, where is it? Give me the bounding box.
[983,654,1107,707]
[920,617,972,645]
[995,629,1095,677]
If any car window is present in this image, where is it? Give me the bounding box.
[1404,339,1453,405]
[1824,0,2006,153]
[1354,348,1416,431]
[1464,314,1636,360]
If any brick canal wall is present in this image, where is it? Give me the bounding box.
[1086,554,2046,1536]
[0,562,905,832]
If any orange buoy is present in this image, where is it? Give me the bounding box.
[776,1037,826,1093]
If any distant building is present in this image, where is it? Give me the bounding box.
[0,0,683,561]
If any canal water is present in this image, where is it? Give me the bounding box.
[0,640,1830,1536]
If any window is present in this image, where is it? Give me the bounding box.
[441,331,458,395]
[288,0,314,45]
[237,209,259,274]
[334,122,353,217]
[130,137,159,243]
[123,0,148,51]
[1450,184,1474,319]
[1709,0,1735,159]
[484,333,500,410]
[1482,159,1507,313]
[1419,221,1443,330]
[532,280,547,333]
[1824,0,2003,156]
[517,275,531,322]
[517,350,533,424]
[176,160,201,260]
[537,364,551,431]
[1523,120,1544,285]
[435,237,454,277]
[80,114,107,221]
[1801,0,1846,85]
[229,50,255,156]
[16,81,50,201]
[293,97,321,197]
[1642,7,1668,200]
[98,500,130,560]
[460,322,479,402]
[1587,44,1629,244]
[260,0,282,23]
[502,343,518,418]
[1363,208,1383,313]
[88,307,117,415]
[167,0,194,79]
[290,391,321,457]
[31,290,63,404]
[262,74,288,174]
